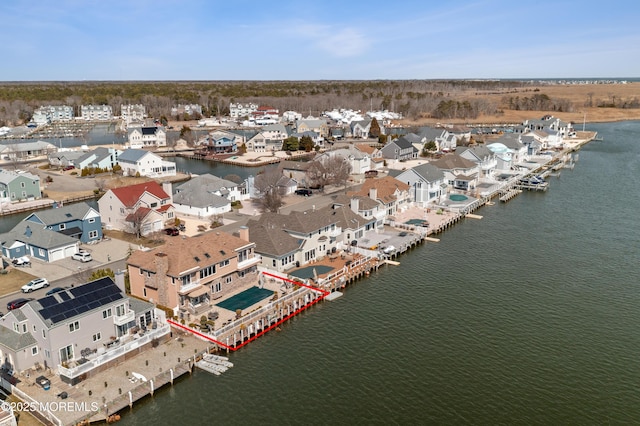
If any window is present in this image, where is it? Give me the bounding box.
[60,345,74,363]
[31,346,38,356]
[42,329,46,338]
[116,304,126,317]
[103,308,112,319]
[225,276,232,284]
[220,259,229,268]
[22,323,27,333]
[21,182,25,188]
[39,248,45,256]
[33,325,36,332]
[200,264,216,279]
[92,332,102,342]
[88,218,95,223]
[212,282,221,293]
[59,223,66,230]
[89,230,98,239]
[69,321,79,332]
[143,288,147,297]
[150,202,158,208]
[168,212,174,218]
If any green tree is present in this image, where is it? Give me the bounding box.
[89,268,115,281]
[283,136,299,151]
[300,135,314,152]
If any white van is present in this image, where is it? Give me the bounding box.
[72,252,92,262]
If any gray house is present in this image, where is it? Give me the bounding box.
[0,277,161,384]
[172,174,240,217]
[381,136,418,161]
[396,163,446,206]
[0,170,42,202]
[23,202,102,243]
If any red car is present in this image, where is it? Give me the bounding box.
[164,227,179,236]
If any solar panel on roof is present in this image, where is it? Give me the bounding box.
[87,301,101,310]
[39,297,56,308]
[50,314,65,323]
[58,292,71,301]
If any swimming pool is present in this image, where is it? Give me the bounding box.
[449,194,468,202]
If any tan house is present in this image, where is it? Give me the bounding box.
[349,176,411,224]
[98,181,175,236]
[127,229,260,318]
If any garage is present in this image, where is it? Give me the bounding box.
[50,248,65,262]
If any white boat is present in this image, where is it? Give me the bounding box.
[203,353,234,368]
[195,360,228,375]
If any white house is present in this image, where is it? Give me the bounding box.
[117,149,176,178]
[172,174,243,218]
[395,164,446,206]
[128,126,167,148]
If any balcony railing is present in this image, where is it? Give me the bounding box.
[178,281,201,295]
[58,324,171,380]
[237,255,261,270]
[113,310,135,326]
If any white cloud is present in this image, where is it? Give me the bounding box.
[290,23,370,58]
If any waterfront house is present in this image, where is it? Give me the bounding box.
[30,105,73,125]
[333,193,385,228]
[245,124,288,152]
[80,105,114,121]
[0,169,42,203]
[381,136,418,161]
[117,149,176,178]
[395,163,446,206]
[127,229,260,317]
[75,147,121,171]
[456,145,498,180]
[430,154,480,192]
[198,132,239,154]
[172,174,242,217]
[348,176,411,224]
[488,134,528,169]
[523,115,574,137]
[0,140,57,162]
[247,209,343,273]
[47,150,84,168]
[0,276,161,384]
[98,181,175,236]
[0,222,78,263]
[24,202,102,244]
[127,125,167,148]
[526,129,563,150]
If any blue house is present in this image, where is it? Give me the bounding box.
[0,202,102,263]
[23,202,102,243]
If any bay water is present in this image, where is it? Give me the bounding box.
[3,121,639,424]
[113,121,640,425]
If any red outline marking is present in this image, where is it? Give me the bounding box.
[168,271,330,351]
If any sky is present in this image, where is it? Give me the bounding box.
[0,0,638,81]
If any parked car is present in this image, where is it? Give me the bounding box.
[63,165,75,171]
[7,297,33,310]
[21,278,49,293]
[72,252,92,262]
[164,227,180,236]
[295,189,312,196]
[45,287,67,296]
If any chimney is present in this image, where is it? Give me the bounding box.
[162,181,173,203]
[350,197,360,213]
[369,187,377,201]
[114,269,126,293]
[238,226,249,242]
[154,252,170,306]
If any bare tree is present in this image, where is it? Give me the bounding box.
[325,155,352,190]
[95,179,107,193]
[254,168,285,213]
[125,209,149,239]
[306,160,329,190]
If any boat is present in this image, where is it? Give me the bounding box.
[195,359,228,375]
[203,353,234,368]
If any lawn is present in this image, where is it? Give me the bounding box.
[0,265,38,295]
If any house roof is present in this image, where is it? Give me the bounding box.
[280,160,311,172]
[333,194,380,211]
[403,133,424,144]
[30,277,125,328]
[455,145,493,161]
[127,231,252,277]
[417,126,447,141]
[405,163,445,183]
[24,202,95,225]
[247,218,302,257]
[173,190,229,209]
[354,144,376,155]
[0,322,37,351]
[118,149,155,163]
[0,221,77,250]
[429,154,478,171]
[493,134,524,150]
[322,205,371,231]
[390,136,415,150]
[0,169,39,184]
[352,176,409,204]
[107,181,170,208]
